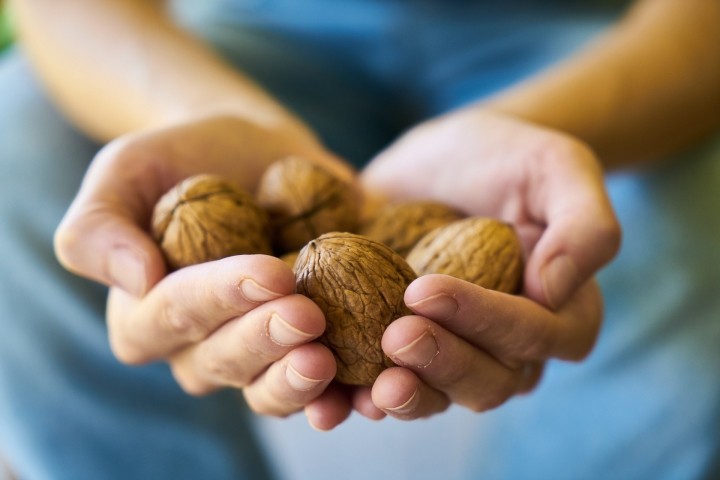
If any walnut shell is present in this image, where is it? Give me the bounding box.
[152,174,271,269]
[406,217,524,293]
[360,201,463,257]
[295,232,417,386]
[255,156,360,255]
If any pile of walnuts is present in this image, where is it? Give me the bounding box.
[151,157,524,386]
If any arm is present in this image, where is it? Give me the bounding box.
[484,0,720,168]
[11,0,303,144]
[12,0,352,425]
[360,0,720,425]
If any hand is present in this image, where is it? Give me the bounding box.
[107,255,338,416]
[55,114,355,417]
[352,108,620,420]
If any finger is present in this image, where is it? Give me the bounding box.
[107,255,296,364]
[351,387,386,421]
[54,140,170,296]
[371,367,450,420]
[304,383,354,431]
[382,316,527,413]
[524,141,621,308]
[405,274,603,363]
[242,343,336,418]
[167,294,326,395]
[517,362,545,395]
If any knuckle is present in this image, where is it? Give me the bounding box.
[566,336,597,362]
[437,361,471,389]
[109,335,151,366]
[525,334,554,360]
[481,325,558,374]
[170,365,215,397]
[467,377,516,413]
[243,392,293,418]
[534,131,591,168]
[516,322,556,361]
[179,380,215,397]
[556,133,598,169]
[209,281,247,315]
[160,302,212,342]
[465,398,491,414]
[522,376,542,394]
[201,350,251,388]
[244,332,275,362]
[518,363,545,394]
[595,217,622,262]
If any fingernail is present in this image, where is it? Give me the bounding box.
[384,388,419,415]
[268,313,316,346]
[390,329,439,368]
[286,364,325,391]
[239,279,283,303]
[407,293,458,321]
[541,255,579,309]
[108,247,146,296]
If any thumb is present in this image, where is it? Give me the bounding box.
[54,144,167,297]
[523,146,621,309]
[525,210,620,310]
[55,207,165,297]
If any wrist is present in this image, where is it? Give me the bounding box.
[147,80,317,145]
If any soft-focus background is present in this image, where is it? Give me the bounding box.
[1,1,12,52]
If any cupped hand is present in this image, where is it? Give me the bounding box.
[363,108,620,309]
[55,114,355,297]
[107,254,337,416]
[353,108,621,421]
[54,114,355,417]
[369,275,602,419]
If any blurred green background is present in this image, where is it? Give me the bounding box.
[1,1,13,51]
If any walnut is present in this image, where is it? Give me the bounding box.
[360,200,463,257]
[406,217,524,294]
[295,232,417,386]
[152,174,271,269]
[255,156,360,255]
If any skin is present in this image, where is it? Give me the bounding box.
[10,0,720,431]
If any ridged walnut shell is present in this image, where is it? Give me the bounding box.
[295,233,417,386]
[256,156,360,254]
[406,217,524,293]
[360,201,463,257]
[152,174,271,269]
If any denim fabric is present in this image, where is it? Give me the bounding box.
[173,2,720,479]
[172,0,631,167]
[2,0,719,479]
[252,143,720,479]
[0,53,274,480]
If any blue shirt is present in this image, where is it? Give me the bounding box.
[2,0,719,478]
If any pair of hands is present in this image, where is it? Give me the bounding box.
[55,109,620,431]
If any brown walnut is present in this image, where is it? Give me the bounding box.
[152,174,271,269]
[406,217,524,294]
[255,156,360,255]
[295,232,417,386]
[360,200,463,257]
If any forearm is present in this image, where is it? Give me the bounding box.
[10,0,305,141]
[484,0,720,168]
